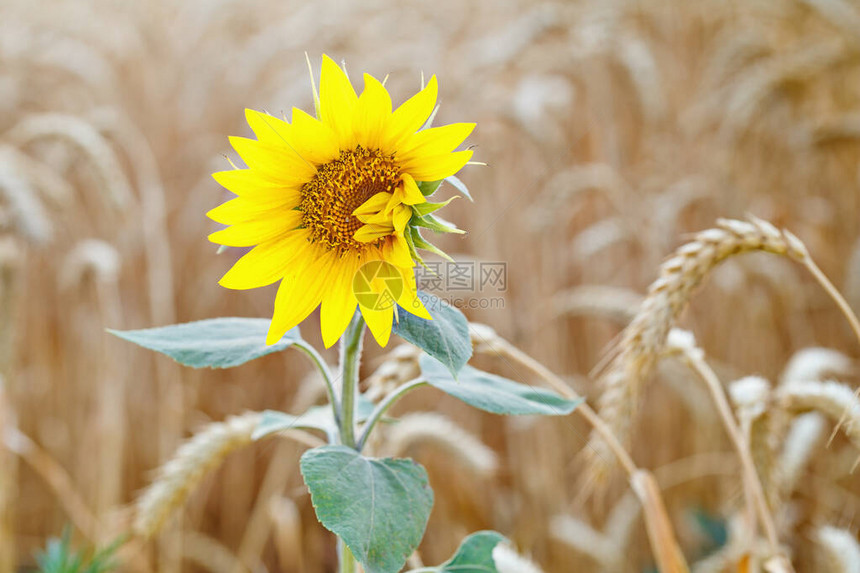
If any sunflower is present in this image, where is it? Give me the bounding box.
[208,55,475,348]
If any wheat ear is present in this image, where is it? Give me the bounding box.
[588,216,860,482]
[134,413,261,537]
[778,380,860,453]
[815,525,860,573]
[491,543,546,573]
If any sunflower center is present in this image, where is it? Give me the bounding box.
[300,146,400,254]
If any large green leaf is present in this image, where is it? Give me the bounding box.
[394,292,472,377]
[300,446,434,573]
[408,531,507,572]
[108,318,300,369]
[253,395,376,440]
[419,355,583,416]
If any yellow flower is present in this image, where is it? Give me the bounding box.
[208,55,474,348]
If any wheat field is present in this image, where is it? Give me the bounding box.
[3,0,860,571]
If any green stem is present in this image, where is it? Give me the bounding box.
[356,378,427,451]
[294,340,340,427]
[339,538,357,573]
[339,312,365,449]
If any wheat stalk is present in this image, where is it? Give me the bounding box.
[474,326,690,571]
[667,330,786,565]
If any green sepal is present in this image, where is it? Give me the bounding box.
[420,104,440,131]
[410,226,454,262]
[416,179,443,197]
[412,196,458,217]
[444,175,474,202]
[404,226,428,268]
[412,213,464,235]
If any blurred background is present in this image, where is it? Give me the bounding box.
[2,0,860,571]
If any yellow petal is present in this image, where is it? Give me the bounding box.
[208,209,303,247]
[266,249,337,345]
[402,150,472,182]
[354,74,392,150]
[245,108,292,147]
[399,173,426,205]
[392,204,412,233]
[290,108,341,164]
[353,192,393,218]
[212,169,300,199]
[384,75,437,152]
[319,257,360,348]
[319,54,358,149]
[360,304,394,347]
[229,137,316,184]
[397,270,432,320]
[382,234,413,268]
[356,210,392,226]
[397,123,475,164]
[354,223,393,242]
[206,193,299,225]
[218,230,310,290]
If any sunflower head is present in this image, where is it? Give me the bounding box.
[208,55,475,348]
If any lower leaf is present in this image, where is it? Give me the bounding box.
[300,445,434,573]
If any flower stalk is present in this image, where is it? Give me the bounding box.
[339,312,365,449]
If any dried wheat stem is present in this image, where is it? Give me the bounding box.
[269,496,304,573]
[235,441,296,573]
[3,426,98,540]
[182,531,245,573]
[631,470,690,573]
[479,334,688,571]
[675,339,785,566]
[495,340,637,476]
[0,378,16,573]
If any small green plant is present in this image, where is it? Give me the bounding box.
[34,529,122,573]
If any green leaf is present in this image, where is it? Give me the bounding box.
[444,175,474,202]
[253,396,376,440]
[108,318,300,369]
[300,445,434,573]
[416,179,443,197]
[408,531,507,572]
[394,292,472,377]
[419,354,583,416]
